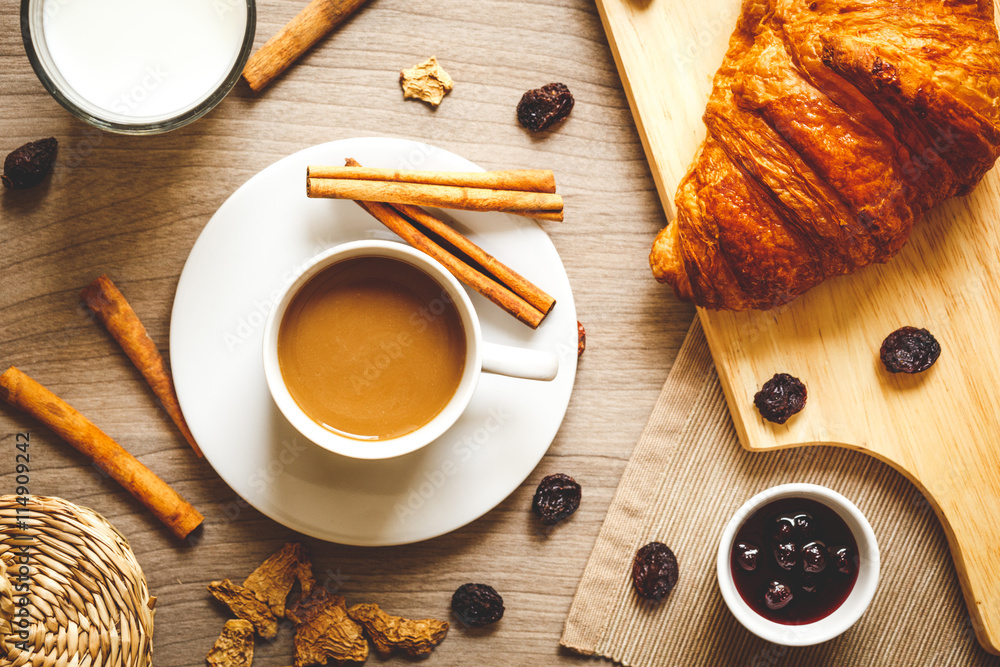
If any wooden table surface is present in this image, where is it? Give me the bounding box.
[0,0,695,664]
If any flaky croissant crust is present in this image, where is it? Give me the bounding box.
[650,0,1000,310]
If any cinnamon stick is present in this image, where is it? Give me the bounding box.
[81,276,202,458]
[306,166,557,194]
[0,367,204,540]
[306,178,565,221]
[518,210,564,222]
[354,199,546,328]
[242,0,371,93]
[393,203,556,315]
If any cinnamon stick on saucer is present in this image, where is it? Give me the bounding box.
[308,179,564,220]
[306,166,557,194]
[342,158,554,327]
[306,167,565,221]
[0,367,204,540]
[243,0,371,93]
[357,199,546,328]
[81,276,202,457]
[393,203,556,316]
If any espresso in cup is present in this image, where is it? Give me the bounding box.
[276,256,467,441]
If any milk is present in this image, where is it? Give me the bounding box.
[41,0,248,120]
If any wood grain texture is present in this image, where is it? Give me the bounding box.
[0,0,691,664]
[596,0,1000,655]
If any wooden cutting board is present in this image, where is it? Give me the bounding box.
[596,0,1000,655]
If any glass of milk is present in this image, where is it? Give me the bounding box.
[21,0,256,134]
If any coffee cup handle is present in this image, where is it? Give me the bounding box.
[480,341,559,382]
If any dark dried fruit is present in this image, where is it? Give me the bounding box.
[774,542,799,571]
[880,326,940,374]
[832,546,857,576]
[753,373,807,424]
[451,583,504,627]
[631,542,679,602]
[517,83,574,132]
[792,513,815,541]
[532,473,582,525]
[2,137,58,189]
[764,580,793,610]
[800,573,819,593]
[801,541,828,574]
[772,516,795,542]
[577,321,586,358]
[735,542,759,572]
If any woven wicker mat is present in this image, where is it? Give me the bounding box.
[561,318,1000,666]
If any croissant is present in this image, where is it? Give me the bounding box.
[650,0,1000,310]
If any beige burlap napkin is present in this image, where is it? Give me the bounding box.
[561,318,999,666]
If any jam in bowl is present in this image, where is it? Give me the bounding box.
[717,484,879,645]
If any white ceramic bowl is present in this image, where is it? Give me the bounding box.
[717,483,880,646]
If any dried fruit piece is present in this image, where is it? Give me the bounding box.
[801,541,828,574]
[2,137,57,189]
[242,542,315,618]
[348,603,448,658]
[631,542,679,602]
[577,321,586,358]
[880,326,941,374]
[773,542,798,571]
[517,83,574,132]
[734,542,759,572]
[400,56,454,106]
[792,512,815,541]
[207,619,255,667]
[532,473,582,525]
[451,583,504,627]
[287,588,369,666]
[764,580,793,610]
[207,579,278,639]
[772,516,795,542]
[832,546,858,576]
[207,543,315,640]
[753,373,807,424]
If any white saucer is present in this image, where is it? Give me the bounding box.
[170,137,578,545]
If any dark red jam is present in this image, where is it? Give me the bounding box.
[730,497,859,625]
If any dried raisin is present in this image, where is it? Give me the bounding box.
[764,580,794,610]
[451,583,504,627]
[517,83,574,132]
[832,546,858,576]
[2,137,58,189]
[880,326,940,374]
[754,373,806,424]
[532,473,581,525]
[774,542,798,570]
[734,542,759,571]
[801,542,828,574]
[577,321,586,358]
[631,542,678,602]
[793,513,815,540]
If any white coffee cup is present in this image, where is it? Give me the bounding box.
[262,240,558,460]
